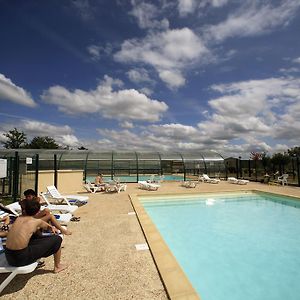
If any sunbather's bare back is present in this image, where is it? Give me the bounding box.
[6,216,44,250]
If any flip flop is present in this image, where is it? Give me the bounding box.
[37,261,45,268]
[70,216,80,222]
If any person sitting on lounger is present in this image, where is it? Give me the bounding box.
[94,173,104,186]
[4,198,67,273]
[21,189,71,235]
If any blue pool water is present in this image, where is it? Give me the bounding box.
[86,174,183,182]
[140,192,300,300]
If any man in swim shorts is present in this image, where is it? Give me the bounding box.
[5,198,67,273]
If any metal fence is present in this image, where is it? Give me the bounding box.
[0,150,225,201]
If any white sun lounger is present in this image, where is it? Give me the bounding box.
[105,182,127,193]
[46,186,88,205]
[6,200,73,222]
[228,177,249,185]
[181,181,197,188]
[40,193,78,214]
[138,181,160,191]
[83,180,104,193]
[200,174,220,184]
[0,253,38,293]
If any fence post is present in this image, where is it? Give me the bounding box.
[8,157,13,195]
[239,156,242,178]
[35,154,39,194]
[297,156,300,187]
[54,154,57,188]
[13,151,19,201]
[248,159,251,178]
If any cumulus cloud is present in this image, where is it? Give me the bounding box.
[0,119,79,148]
[129,0,169,30]
[0,73,36,107]
[293,57,300,64]
[178,0,197,17]
[21,120,73,136]
[41,75,168,122]
[178,0,229,16]
[119,121,134,129]
[139,87,153,96]
[205,1,300,42]
[115,28,209,88]
[86,43,112,61]
[196,77,300,145]
[127,68,153,84]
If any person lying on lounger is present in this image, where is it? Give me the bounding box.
[21,189,72,235]
[5,198,68,273]
[0,203,19,238]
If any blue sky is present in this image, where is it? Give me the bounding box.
[0,0,300,157]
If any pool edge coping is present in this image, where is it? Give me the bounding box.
[130,193,201,300]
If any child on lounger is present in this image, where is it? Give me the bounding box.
[5,198,67,273]
[21,189,72,235]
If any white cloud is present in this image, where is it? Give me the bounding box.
[178,0,229,16]
[86,43,112,61]
[21,120,79,147]
[41,75,168,122]
[115,28,209,88]
[129,0,169,30]
[127,68,153,84]
[21,120,73,136]
[205,1,300,42]
[0,73,36,107]
[196,77,300,145]
[293,57,300,64]
[158,70,185,89]
[72,0,93,21]
[119,121,134,129]
[279,67,300,74]
[178,0,196,17]
[56,134,79,147]
[139,87,153,96]
[149,123,198,139]
[0,119,79,148]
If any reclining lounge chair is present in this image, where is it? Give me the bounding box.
[200,174,220,184]
[46,186,88,206]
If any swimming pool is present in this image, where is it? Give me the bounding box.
[138,191,300,300]
[86,174,184,183]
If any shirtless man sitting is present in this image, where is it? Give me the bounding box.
[5,198,67,273]
[21,189,71,235]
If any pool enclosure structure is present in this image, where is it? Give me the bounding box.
[0,149,225,200]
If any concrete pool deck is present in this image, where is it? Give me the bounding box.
[1,181,300,299]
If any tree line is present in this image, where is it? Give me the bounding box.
[1,128,87,150]
[250,147,300,174]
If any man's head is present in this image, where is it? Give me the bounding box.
[23,197,41,216]
[24,189,37,200]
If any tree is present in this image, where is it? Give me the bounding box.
[28,136,59,149]
[271,153,290,174]
[261,152,271,173]
[288,146,300,157]
[2,128,27,149]
[250,152,263,181]
[78,146,88,150]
